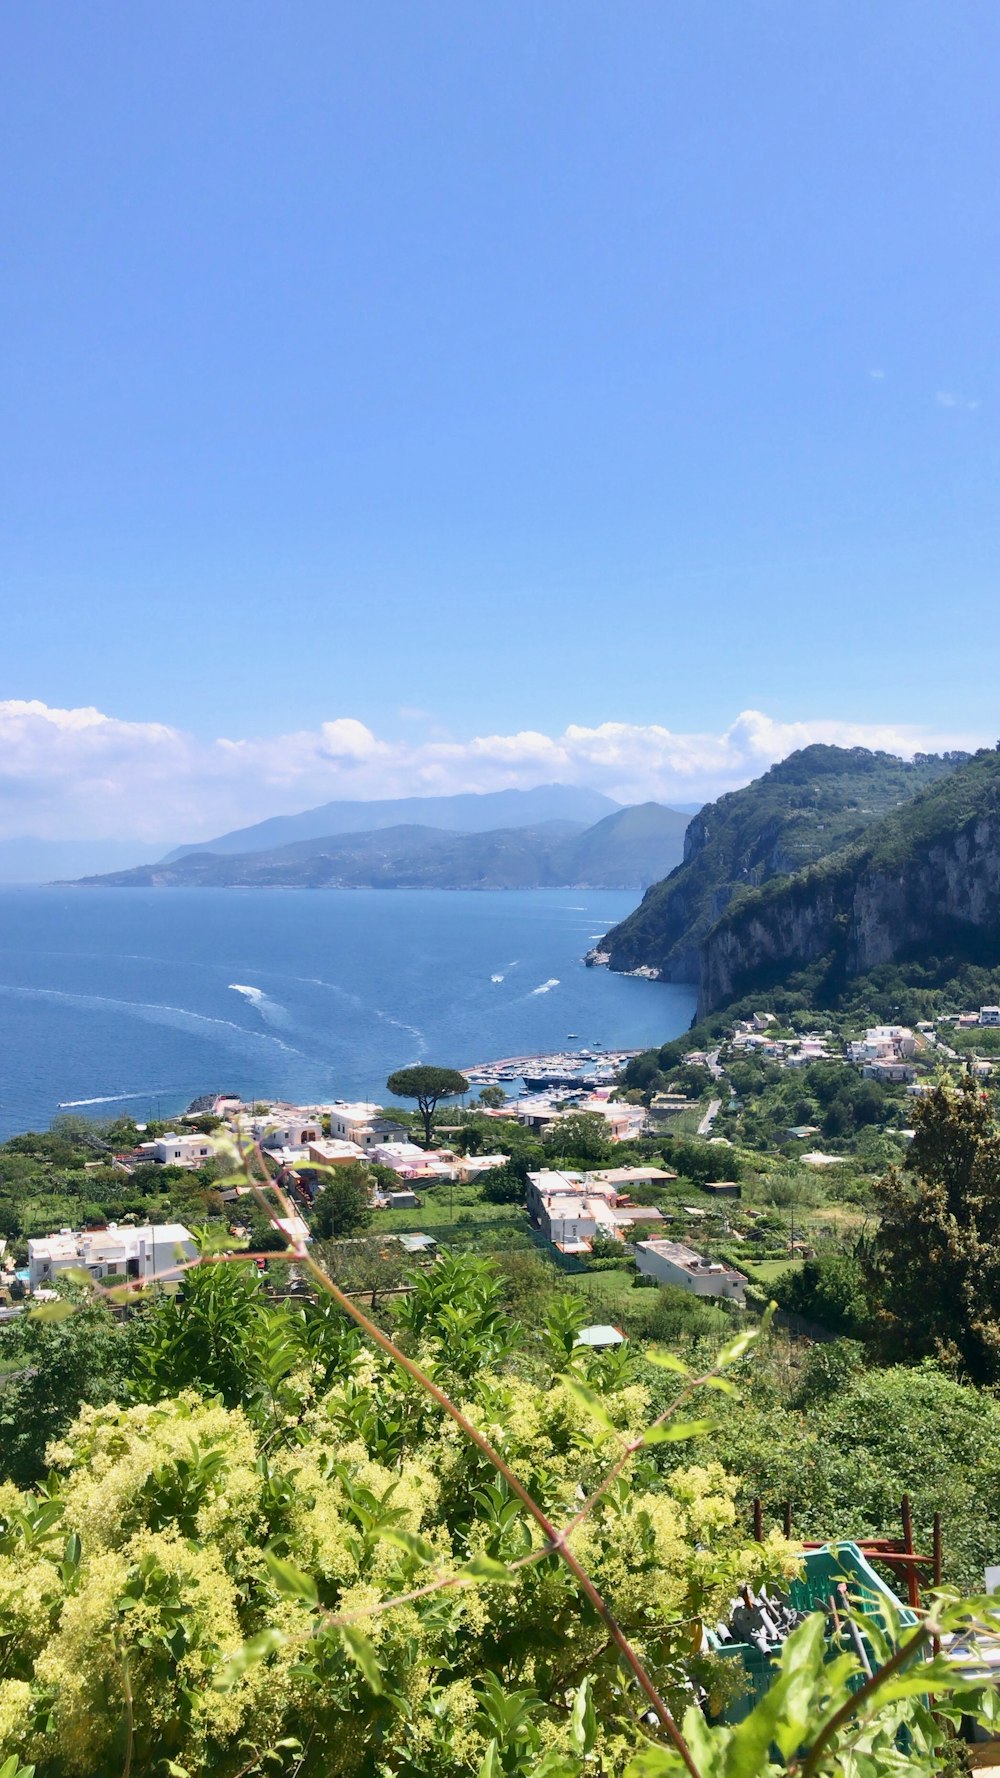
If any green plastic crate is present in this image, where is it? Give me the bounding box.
[710,1540,919,1725]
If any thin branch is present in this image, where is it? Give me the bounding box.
[239,1152,704,1778]
[794,1621,932,1778]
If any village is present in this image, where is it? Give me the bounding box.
[4,1002,998,1331]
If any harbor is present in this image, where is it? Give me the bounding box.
[462,1045,641,1093]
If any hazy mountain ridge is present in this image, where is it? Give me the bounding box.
[74,802,691,890]
[162,784,621,862]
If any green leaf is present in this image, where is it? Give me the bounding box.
[264,1552,319,1606]
[569,1675,597,1756]
[642,1418,715,1445]
[703,1375,738,1396]
[713,1327,761,1371]
[644,1348,690,1376]
[459,1553,518,1585]
[212,1627,286,1691]
[60,1266,95,1288]
[338,1624,383,1694]
[477,1740,501,1778]
[561,1373,616,1432]
[27,1298,75,1323]
[624,1744,682,1775]
[376,1526,437,1566]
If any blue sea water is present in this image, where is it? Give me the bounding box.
[0,887,696,1139]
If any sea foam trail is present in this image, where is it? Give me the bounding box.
[228,983,293,1030]
[530,978,560,995]
[0,983,305,1058]
[58,1090,174,1107]
[491,973,504,983]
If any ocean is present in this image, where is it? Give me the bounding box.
[0,887,696,1139]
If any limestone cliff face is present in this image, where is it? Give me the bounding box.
[698,804,1000,1014]
[600,745,964,990]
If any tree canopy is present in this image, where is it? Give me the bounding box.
[385,1064,469,1142]
[863,1077,1000,1380]
[310,1161,375,1239]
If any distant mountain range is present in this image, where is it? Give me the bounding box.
[73,801,692,891]
[160,784,621,863]
[597,743,1000,1015]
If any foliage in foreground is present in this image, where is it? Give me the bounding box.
[2,1241,999,1777]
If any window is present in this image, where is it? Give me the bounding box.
[107,1263,118,1275]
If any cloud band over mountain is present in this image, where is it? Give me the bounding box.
[0,699,986,844]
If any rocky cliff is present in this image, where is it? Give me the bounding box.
[601,744,965,985]
[698,751,1000,1013]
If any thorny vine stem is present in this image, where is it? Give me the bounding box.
[239,1158,705,1778]
[74,1146,933,1776]
[792,1620,932,1777]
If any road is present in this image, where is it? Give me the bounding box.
[698,1097,723,1137]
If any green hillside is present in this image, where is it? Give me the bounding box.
[699,746,1000,1013]
[600,745,968,982]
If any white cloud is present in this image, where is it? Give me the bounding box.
[868,368,886,380]
[0,698,986,845]
[936,390,981,411]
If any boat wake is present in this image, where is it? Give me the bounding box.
[57,1090,175,1107]
[530,978,560,996]
[228,983,293,1029]
[0,983,305,1058]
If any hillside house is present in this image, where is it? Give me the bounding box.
[526,1170,663,1252]
[306,1139,367,1168]
[28,1222,197,1291]
[634,1239,747,1304]
[328,1103,408,1149]
[135,1133,216,1169]
[862,1060,917,1084]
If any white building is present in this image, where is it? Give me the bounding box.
[589,1165,677,1189]
[634,1239,747,1304]
[136,1133,216,1168]
[373,1141,433,1171]
[862,1060,917,1084]
[456,1153,511,1183]
[328,1103,408,1149]
[260,1111,323,1150]
[526,1170,663,1252]
[980,1007,1000,1028]
[28,1222,197,1291]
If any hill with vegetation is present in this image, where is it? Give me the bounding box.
[75,802,691,890]
[599,745,969,986]
[699,745,1000,1012]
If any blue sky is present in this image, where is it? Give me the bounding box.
[2,2,998,840]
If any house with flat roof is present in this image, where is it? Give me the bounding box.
[306,1139,367,1168]
[28,1222,197,1292]
[634,1239,746,1304]
[135,1133,216,1169]
[526,1170,663,1252]
[328,1104,408,1148]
